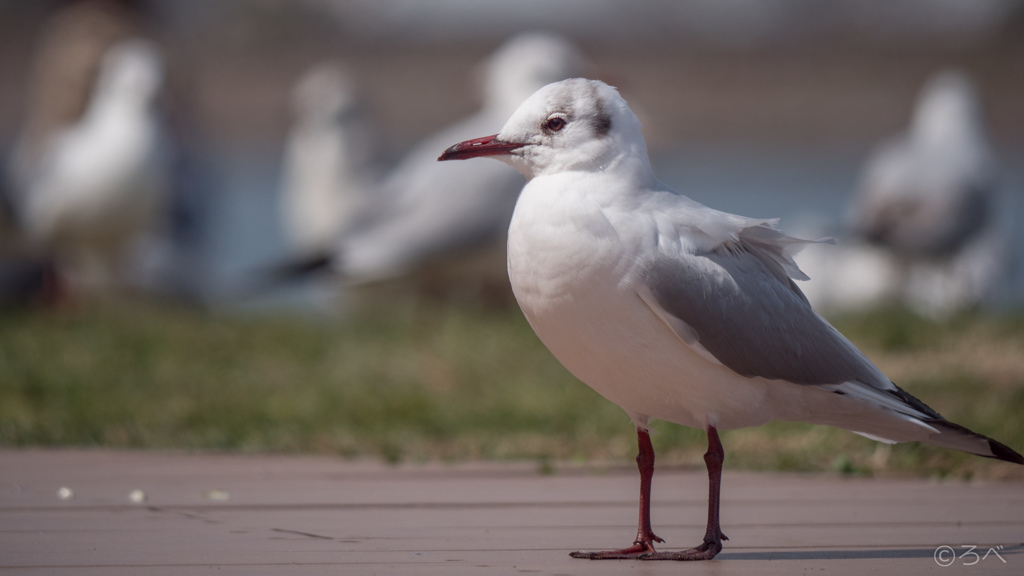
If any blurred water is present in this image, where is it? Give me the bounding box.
[203,142,1024,310]
[201,144,316,309]
[655,145,861,224]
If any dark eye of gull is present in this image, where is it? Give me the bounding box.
[544,117,566,132]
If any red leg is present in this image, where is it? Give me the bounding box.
[571,425,728,561]
[570,427,664,559]
[642,425,727,561]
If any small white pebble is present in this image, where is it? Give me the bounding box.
[129,489,147,503]
[203,489,230,501]
[56,487,73,500]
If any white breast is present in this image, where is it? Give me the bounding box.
[507,174,780,431]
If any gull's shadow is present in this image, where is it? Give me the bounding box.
[720,544,1024,561]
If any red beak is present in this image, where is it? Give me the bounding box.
[437,134,525,161]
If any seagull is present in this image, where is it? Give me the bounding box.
[330,32,586,300]
[8,38,170,291]
[438,78,1023,561]
[848,71,1011,316]
[281,63,378,257]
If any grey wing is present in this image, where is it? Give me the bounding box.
[638,240,1024,462]
[640,243,885,387]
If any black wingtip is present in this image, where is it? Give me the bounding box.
[235,252,335,298]
[923,417,1024,465]
[886,381,1023,465]
[888,382,943,420]
[272,252,334,279]
[988,438,1024,465]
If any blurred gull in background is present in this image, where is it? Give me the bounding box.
[7,0,147,194]
[321,31,588,304]
[800,70,1013,317]
[2,0,148,304]
[6,38,172,293]
[280,63,379,258]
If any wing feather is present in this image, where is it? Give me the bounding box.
[640,240,885,388]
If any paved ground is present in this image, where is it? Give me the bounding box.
[1,450,1021,575]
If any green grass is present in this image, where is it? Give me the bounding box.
[1,301,1022,479]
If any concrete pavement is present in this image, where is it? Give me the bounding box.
[1,450,1021,574]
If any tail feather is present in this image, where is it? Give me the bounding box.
[803,380,1023,465]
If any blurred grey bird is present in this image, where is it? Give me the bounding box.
[307,32,588,304]
[847,70,1011,316]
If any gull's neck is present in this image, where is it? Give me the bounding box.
[536,133,655,188]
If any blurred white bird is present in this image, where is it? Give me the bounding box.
[439,78,1022,561]
[847,70,1011,317]
[281,63,379,257]
[8,0,146,192]
[328,32,587,303]
[8,39,171,293]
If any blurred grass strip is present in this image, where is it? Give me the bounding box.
[1,301,1021,479]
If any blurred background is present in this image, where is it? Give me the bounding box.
[1,0,1022,478]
